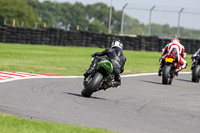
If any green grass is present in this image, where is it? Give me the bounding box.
[0,113,116,133]
[0,43,192,76]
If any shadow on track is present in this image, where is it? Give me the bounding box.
[176,78,192,83]
[63,92,108,100]
[141,80,163,85]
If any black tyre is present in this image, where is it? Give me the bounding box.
[81,72,103,97]
[192,65,200,82]
[162,65,172,85]
[168,76,173,85]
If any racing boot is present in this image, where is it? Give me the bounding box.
[158,69,162,76]
[158,63,164,76]
[98,83,109,91]
[175,67,183,76]
[109,81,121,88]
[175,69,179,76]
[158,67,163,76]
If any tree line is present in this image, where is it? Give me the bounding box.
[0,0,199,39]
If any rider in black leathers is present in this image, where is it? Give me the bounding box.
[84,40,126,88]
[191,48,200,60]
[191,48,200,69]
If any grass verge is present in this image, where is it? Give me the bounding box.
[0,113,116,133]
[0,43,192,76]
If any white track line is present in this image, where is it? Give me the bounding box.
[0,72,191,84]
[121,72,191,77]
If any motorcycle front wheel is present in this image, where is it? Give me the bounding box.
[192,65,200,82]
[81,72,103,97]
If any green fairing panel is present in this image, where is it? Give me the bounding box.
[98,61,113,74]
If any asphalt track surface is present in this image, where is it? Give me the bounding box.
[0,73,200,133]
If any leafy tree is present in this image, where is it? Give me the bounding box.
[111,8,122,34]
[123,15,147,35]
[86,3,122,34]
[2,0,200,39]
[86,3,110,26]
[88,19,107,33]
[0,0,38,27]
[58,2,73,29]
[68,2,89,30]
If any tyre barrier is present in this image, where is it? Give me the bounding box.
[0,25,199,54]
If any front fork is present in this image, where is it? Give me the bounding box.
[83,74,92,88]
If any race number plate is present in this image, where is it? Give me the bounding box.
[165,58,173,63]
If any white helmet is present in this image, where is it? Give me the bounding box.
[172,38,180,43]
[111,40,123,49]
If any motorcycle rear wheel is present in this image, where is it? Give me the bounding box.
[81,72,103,97]
[162,65,173,85]
[192,65,200,82]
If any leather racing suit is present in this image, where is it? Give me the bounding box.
[84,47,126,88]
[159,40,187,75]
[191,48,200,69]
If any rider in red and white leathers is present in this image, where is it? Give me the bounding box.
[158,38,187,76]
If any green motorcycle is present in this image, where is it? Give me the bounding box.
[81,57,114,97]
